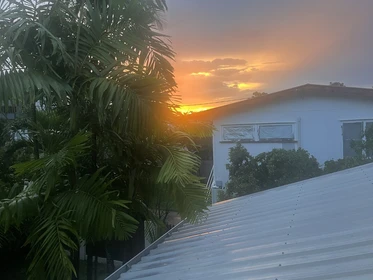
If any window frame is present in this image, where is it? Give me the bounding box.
[221,124,255,142]
[258,124,294,142]
[220,122,297,143]
[341,119,373,158]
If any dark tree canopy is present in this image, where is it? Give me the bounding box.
[252,91,268,98]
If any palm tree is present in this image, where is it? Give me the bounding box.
[0,1,212,279]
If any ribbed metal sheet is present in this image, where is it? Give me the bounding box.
[115,164,373,280]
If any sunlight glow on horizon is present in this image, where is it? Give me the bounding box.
[176,105,213,114]
[224,82,262,91]
[190,72,212,77]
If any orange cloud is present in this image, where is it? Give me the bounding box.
[173,57,271,111]
[190,72,212,77]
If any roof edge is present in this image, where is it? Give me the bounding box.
[105,219,186,280]
[190,83,373,120]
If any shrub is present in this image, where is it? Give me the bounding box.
[324,124,373,174]
[323,157,369,174]
[220,144,322,201]
[255,149,322,190]
[224,143,259,198]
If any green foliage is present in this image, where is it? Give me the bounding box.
[363,124,373,157]
[0,130,139,278]
[0,120,14,198]
[221,144,322,200]
[0,1,212,278]
[224,143,258,198]
[255,149,321,189]
[222,140,373,202]
[350,123,373,158]
[54,170,138,242]
[26,212,79,280]
[251,91,268,98]
[325,124,373,174]
[323,157,366,174]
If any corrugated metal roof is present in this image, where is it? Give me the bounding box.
[110,163,373,280]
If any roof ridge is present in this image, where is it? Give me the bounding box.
[190,83,373,120]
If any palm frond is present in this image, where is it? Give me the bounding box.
[140,177,209,224]
[31,110,70,154]
[12,131,91,199]
[87,74,171,133]
[0,0,73,70]
[26,212,78,280]
[155,144,210,222]
[54,170,138,242]
[157,145,201,186]
[0,187,39,230]
[13,131,90,175]
[0,70,71,106]
[168,182,209,223]
[0,224,14,249]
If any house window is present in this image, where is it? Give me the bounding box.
[259,124,294,141]
[366,122,373,132]
[342,120,373,158]
[342,122,362,158]
[221,123,296,142]
[222,125,255,141]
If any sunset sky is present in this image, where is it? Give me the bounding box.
[163,0,373,112]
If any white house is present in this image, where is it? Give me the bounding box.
[195,84,373,189]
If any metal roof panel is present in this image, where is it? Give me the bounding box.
[109,163,373,280]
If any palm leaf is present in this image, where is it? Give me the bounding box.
[168,182,209,223]
[12,131,91,199]
[0,187,39,230]
[26,212,78,280]
[13,131,90,175]
[0,70,71,106]
[157,145,201,186]
[87,74,171,134]
[54,170,138,242]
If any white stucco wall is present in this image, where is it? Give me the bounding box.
[213,95,373,186]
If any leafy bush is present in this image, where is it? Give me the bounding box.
[221,144,322,201]
[255,149,321,190]
[323,157,370,174]
[324,124,373,174]
[223,143,258,198]
[220,137,373,202]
